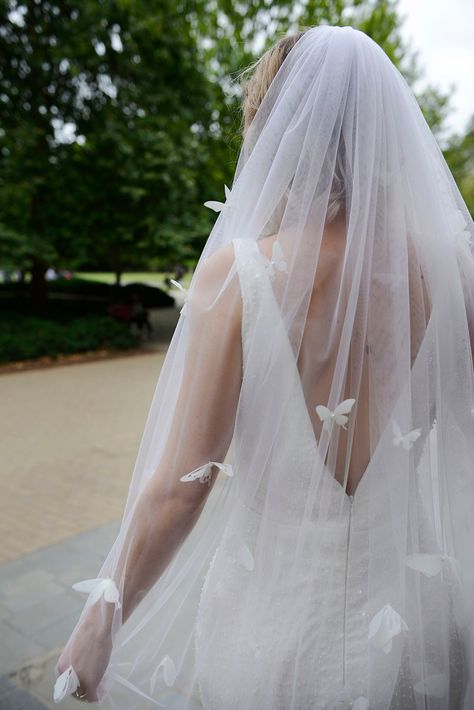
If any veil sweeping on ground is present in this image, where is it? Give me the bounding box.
[54,25,474,709]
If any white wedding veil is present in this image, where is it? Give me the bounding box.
[54,25,474,709]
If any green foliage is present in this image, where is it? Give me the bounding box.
[0,0,470,294]
[45,276,174,306]
[0,274,174,313]
[444,116,474,218]
[0,314,139,363]
[194,0,452,143]
[0,0,215,288]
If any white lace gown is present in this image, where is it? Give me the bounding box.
[194,238,468,710]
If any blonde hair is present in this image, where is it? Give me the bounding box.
[238,29,308,137]
[237,28,346,225]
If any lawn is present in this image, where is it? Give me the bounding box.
[77,272,193,288]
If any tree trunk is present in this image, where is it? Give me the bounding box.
[111,243,122,287]
[30,256,48,308]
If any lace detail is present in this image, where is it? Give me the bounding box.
[232,238,268,366]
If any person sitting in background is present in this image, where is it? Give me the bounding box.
[129,291,153,338]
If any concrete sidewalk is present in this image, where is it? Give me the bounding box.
[0,520,120,709]
[1,346,169,564]
[0,304,216,707]
[0,312,178,707]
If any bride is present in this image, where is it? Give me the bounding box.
[54,25,474,709]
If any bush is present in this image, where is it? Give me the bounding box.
[0,277,175,310]
[0,314,139,363]
[46,277,174,308]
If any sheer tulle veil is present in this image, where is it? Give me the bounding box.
[54,24,474,709]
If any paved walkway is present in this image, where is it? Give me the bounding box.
[0,487,225,708]
[0,304,183,564]
[0,304,191,707]
[0,520,120,709]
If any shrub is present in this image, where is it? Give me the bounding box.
[0,314,139,363]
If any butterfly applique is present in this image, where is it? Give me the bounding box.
[265,240,288,277]
[169,279,189,315]
[179,461,234,486]
[149,655,177,694]
[71,577,122,609]
[53,665,79,703]
[368,603,409,654]
[405,553,458,577]
[204,184,231,213]
[391,420,421,450]
[315,398,356,431]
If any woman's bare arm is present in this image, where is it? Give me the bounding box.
[56,243,243,700]
[107,242,243,625]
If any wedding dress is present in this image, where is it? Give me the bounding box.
[195,237,468,710]
[53,25,474,710]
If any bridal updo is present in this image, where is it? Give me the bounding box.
[238,28,346,226]
[239,30,308,137]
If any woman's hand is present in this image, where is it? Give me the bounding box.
[55,608,113,703]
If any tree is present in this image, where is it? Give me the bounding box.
[0,0,215,302]
[189,0,457,249]
[0,0,463,295]
[444,116,474,218]
[193,0,452,143]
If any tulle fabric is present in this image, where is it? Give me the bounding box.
[54,25,474,709]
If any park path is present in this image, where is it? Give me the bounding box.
[0,304,225,707]
[0,340,173,707]
[1,347,168,565]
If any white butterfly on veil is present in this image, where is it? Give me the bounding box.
[264,240,288,277]
[149,655,177,694]
[53,665,79,703]
[391,420,421,450]
[204,184,231,213]
[405,552,460,578]
[315,398,356,431]
[368,603,409,654]
[169,279,189,315]
[179,461,234,485]
[71,577,122,609]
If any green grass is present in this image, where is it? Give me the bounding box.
[77,272,193,288]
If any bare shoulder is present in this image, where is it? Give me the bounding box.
[199,235,275,275]
[190,242,242,324]
[195,242,237,284]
